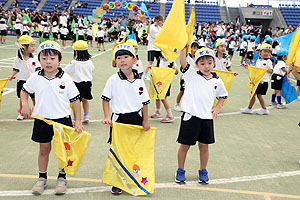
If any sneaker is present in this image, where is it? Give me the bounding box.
[55,178,67,195]
[276,103,285,109]
[240,107,253,114]
[256,108,269,115]
[269,102,277,107]
[175,168,186,183]
[17,113,24,120]
[32,178,47,195]
[199,169,209,184]
[160,114,175,123]
[297,96,300,101]
[111,186,122,195]
[82,115,89,123]
[174,104,182,112]
[151,111,161,118]
[160,115,175,123]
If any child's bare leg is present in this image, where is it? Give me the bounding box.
[38,142,51,172]
[178,144,190,169]
[257,94,266,108]
[155,99,161,110]
[176,91,184,104]
[198,143,209,170]
[82,98,89,113]
[248,94,256,108]
[297,86,300,97]
[161,98,170,110]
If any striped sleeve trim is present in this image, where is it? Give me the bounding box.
[142,100,150,105]
[21,87,34,95]
[101,95,111,102]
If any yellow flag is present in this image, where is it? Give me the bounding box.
[149,67,175,100]
[247,65,268,99]
[186,7,195,53]
[212,70,235,106]
[112,33,128,60]
[102,122,157,196]
[153,0,188,63]
[287,27,300,65]
[0,78,9,111]
[92,24,98,37]
[32,116,91,176]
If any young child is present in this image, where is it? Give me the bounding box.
[198,32,208,48]
[245,35,256,66]
[174,42,199,112]
[101,43,150,195]
[20,41,84,195]
[96,26,105,51]
[240,44,273,115]
[270,48,289,108]
[77,24,85,41]
[140,29,148,45]
[8,35,41,120]
[51,22,59,42]
[175,47,228,184]
[228,35,237,60]
[43,23,50,41]
[0,18,8,44]
[14,19,23,39]
[60,24,69,49]
[86,25,93,47]
[239,35,248,67]
[119,26,126,41]
[64,40,95,123]
[150,56,178,123]
[215,40,238,75]
[22,21,30,35]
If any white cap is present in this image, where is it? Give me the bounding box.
[113,44,136,58]
[195,48,216,62]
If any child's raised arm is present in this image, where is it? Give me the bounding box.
[180,46,188,69]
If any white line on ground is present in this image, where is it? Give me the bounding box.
[2,88,15,96]
[0,57,16,61]
[0,44,17,48]
[91,48,112,58]
[0,65,12,68]
[1,170,300,196]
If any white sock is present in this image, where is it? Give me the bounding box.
[167,108,173,116]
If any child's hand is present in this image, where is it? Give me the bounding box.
[146,64,152,69]
[234,71,239,76]
[211,106,221,118]
[142,120,150,131]
[74,120,84,133]
[267,67,273,73]
[21,104,31,119]
[8,75,15,80]
[101,117,112,126]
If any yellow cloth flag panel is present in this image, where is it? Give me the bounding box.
[153,0,188,63]
[247,65,268,99]
[287,27,300,65]
[212,70,235,106]
[149,67,175,100]
[0,78,9,111]
[102,122,157,196]
[32,116,91,176]
[186,7,195,54]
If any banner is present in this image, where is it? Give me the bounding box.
[149,67,175,100]
[102,122,156,196]
[247,65,268,99]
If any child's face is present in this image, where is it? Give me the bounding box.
[191,46,198,56]
[39,53,60,75]
[25,44,36,54]
[217,44,226,53]
[260,49,270,59]
[195,57,215,78]
[283,55,288,60]
[116,55,137,71]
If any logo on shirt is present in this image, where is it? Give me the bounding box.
[139,87,144,95]
[59,81,65,89]
[156,81,162,89]
[214,85,217,90]
[32,62,36,66]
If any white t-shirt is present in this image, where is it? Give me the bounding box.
[52,26,59,33]
[60,27,69,35]
[229,40,236,49]
[13,55,41,81]
[256,59,273,83]
[43,26,50,33]
[181,65,228,119]
[87,29,93,36]
[22,68,80,119]
[14,23,23,30]
[59,15,67,25]
[96,30,105,37]
[77,29,85,36]
[64,60,95,82]
[214,53,231,71]
[132,57,143,74]
[240,41,247,50]
[147,24,161,51]
[273,60,286,76]
[247,41,255,52]
[186,53,196,69]
[272,45,280,55]
[199,38,207,47]
[0,24,8,30]
[23,25,30,32]
[101,70,150,114]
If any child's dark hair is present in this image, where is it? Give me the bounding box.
[74,50,91,61]
[272,40,279,48]
[18,44,34,60]
[38,49,62,62]
[115,50,134,58]
[191,42,199,49]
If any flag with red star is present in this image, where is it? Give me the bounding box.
[102,122,157,196]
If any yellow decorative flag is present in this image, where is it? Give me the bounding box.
[149,67,175,100]
[212,70,235,106]
[0,78,9,111]
[153,0,188,63]
[287,27,300,65]
[92,24,98,37]
[102,122,157,196]
[112,33,128,60]
[247,65,268,99]
[186,7,195,54]
[32,116,91,176]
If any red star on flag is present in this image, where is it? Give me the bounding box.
[141,177,148,185]
[67,160,74,167]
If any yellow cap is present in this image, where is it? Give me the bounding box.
[126,39,138,47]
[260,43,272,51]
[37,41,61,55]
[216,39,227,48]
[72,40,88,50]
[18,35,35,45]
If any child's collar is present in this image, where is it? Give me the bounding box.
[117,69,140,80]
[38,67,64,79]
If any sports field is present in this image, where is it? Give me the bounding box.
[1,36,300,200]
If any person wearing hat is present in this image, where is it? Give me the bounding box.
[14,18,23,39]
[176,46,228,184]
[64,40,94,123]
[118,26,126,42]
[60,23,69,49]
[101,43,151,195]
[215,39,238,75]
[8,35,41,120]
[245,35,256,67]
[51,21,59,42]
[241,43,273,115]
[86,24,93,47]
[240,35,248,67]
[22,21,30,35]
[96,25,105,51]
[77,24,85,41]
[0,18,8,44]
[198,32,208,48]
[21,41,84,195]
[270,48,289,108]
[271,38,280,62]
[228,35,238,60]
[43,22,50,41]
